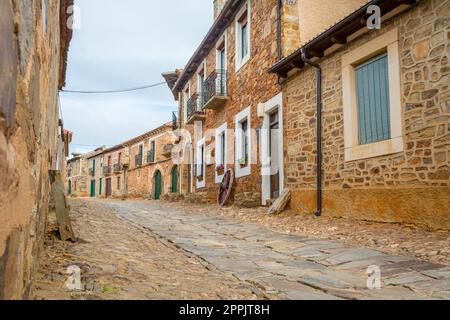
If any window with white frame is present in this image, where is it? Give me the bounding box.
[215,123,227,183]
[196,138,206,189]
[197,62,206,106]
[235,107,251,178]
[183,85,189,124]
[342,28,403,162]
[235,0,250,72]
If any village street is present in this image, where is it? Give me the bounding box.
[34,199,450,300]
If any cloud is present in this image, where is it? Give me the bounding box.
[63,0,213,154]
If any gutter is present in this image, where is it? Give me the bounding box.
[276,0,283,61]
[300,49,322,217]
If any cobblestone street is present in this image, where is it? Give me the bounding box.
[34,199,450,300]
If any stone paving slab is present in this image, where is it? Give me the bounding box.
[101,200,449,300]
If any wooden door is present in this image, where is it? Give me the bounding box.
[90,180,96,197]
[171,166,178,193]
[270,111,280,199]
[106,178,112,197]
[154,171,162,200]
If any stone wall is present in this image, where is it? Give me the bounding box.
[127,128,178,199]
[0,0,71,299]
[178,0,300,207]
[283,0,450,230]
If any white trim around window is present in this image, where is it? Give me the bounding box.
[342,28,404,162]
[261,93,284,206]
[215,122,228,184]
[235,0,251,73]
[196,138,206,189]
[216,34,227,71]
[235,107,251,178]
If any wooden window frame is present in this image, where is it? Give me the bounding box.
[342,28,404,162]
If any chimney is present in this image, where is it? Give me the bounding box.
[214,0,226,20]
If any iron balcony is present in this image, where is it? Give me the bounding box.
[186,93,206,124]
[135,154,143,167]
[202,69,228,110]
[103,166,112,175]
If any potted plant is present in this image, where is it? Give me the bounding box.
[237,156,248,168]
[216,164,225,176]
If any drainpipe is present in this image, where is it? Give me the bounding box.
[276,0,283,62]
[301,48,322,217]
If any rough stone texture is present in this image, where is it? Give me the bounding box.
[127,124,178,199]
[283,0,450,230]
[45,199,449,300]
[101,146,128,198]
[0,0,71,299]
[176,0,300,207]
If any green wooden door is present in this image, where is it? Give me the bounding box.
[99,178,103,196]
[154,171,162,200]
[68,180,72,195]
[90,180,96,197]
[171,166,178,193]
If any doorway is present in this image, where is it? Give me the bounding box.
[90,180,96,197]
[68,180,72,195]
[171,166,178,193]
[106,178,112,197]
[154,170,162,200]
[269,111,280,199]
[261,93,284,206]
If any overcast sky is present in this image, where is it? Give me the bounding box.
[62,0,213,154]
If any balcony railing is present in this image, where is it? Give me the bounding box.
[186,93,206,124]
[113,163,123,173]
[135,154,143,167]
[103,166,112,175]
[202,69,228,110]
[162,144,173,157]
[172,111,178,131]
[147,150,155,163]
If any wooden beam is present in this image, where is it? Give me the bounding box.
[331,35,347,45]
[292,59,304,69]
[308,49,324,58]
[396,0,416,4]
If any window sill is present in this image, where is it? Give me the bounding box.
[235,55,250,73]
[345,136,404,162]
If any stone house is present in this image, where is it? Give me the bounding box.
[86,147,107,198]
[67,153,85,196]
[0,0,73,299]
[101,144,129,198]
[169,0,301,207]
[126,123,178,199]
[268,0,450,230]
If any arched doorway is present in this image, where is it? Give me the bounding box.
[154,170,162,200]
[171,165,178,193]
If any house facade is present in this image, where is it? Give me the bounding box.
[268,0,450,230]
[0,0,73,299]
[126,123,178,199]
[86,147,107,198]
[101,145,129,198]
[169,0,301,207]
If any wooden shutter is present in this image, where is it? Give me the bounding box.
[355,53,391,145]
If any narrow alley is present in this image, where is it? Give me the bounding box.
[34,199,450,300]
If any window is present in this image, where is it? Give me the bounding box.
[235,0,250,72]
[342,28,403,162]
[198,64,205,106]
[117,176,121,190]
[355,53,391,145]
[148,140,156,163]
[196,138,206,189]
[183,85,190,123]
[215,123,227,183]
[235,107,251,178]
[118,153,122,165]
